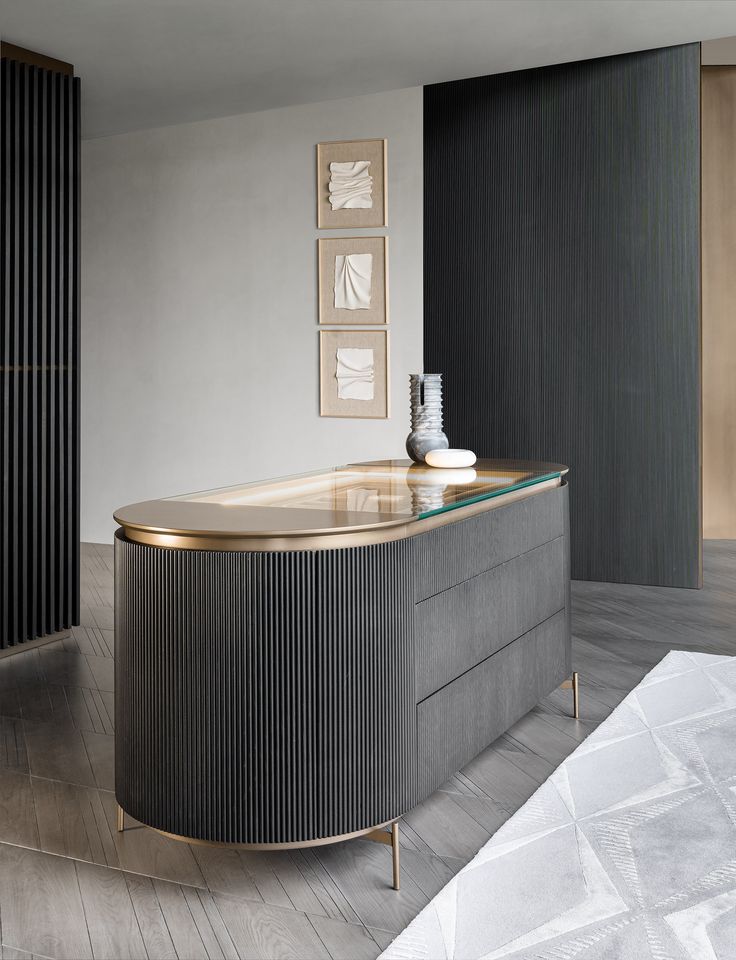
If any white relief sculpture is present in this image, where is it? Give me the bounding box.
[328,160,373,210]
[335,347,374,401]
[334,253,373,310]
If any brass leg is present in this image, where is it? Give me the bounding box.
[391,821,400,891]
[561,671,580,719]
[117,804,125,833]
[365,821,401,890]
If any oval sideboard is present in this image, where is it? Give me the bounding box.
[114,459,572,885]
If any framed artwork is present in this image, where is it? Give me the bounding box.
[316,138,387,229]
[319,329,390,419]
[318,236,388,326]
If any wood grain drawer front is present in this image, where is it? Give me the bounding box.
[415,536,566,701]
[417,610,569,798]
[413,484,566,602]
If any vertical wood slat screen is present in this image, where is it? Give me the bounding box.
[1,57,80,649]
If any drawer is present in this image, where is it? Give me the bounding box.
[412,483,567,601]
[415,536,566,701]
[417,610,569,798]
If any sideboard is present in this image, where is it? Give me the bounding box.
[114,459,573,889]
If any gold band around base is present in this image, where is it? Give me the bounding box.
[148,819,397,851]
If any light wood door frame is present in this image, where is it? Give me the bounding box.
[702,66,736,538]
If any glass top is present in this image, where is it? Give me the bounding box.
[168,459,565,522]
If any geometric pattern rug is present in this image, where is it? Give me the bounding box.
[381,651,736,959]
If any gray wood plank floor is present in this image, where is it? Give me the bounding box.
[0,540,733,959]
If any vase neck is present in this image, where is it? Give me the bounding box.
[409,376,444,432]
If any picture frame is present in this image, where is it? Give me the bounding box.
[316,138,387,229]
[319,329,390,419]
[318,236,388,325]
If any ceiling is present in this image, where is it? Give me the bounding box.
[3,0,736,139]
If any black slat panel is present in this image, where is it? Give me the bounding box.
[115,534,417,844]
[423,45,701,587]
[0,57,80,648]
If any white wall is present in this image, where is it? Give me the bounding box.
[81,87,423,543]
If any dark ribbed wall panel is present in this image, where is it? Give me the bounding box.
[115,534,417,844]
[424,45,701,587]
[0,57,81,647]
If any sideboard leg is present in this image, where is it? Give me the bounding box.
[365,821,401,890]
[561,671,580,719]
[117,804,125,833]
[391,821,400,891]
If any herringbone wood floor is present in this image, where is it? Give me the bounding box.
[0,541,733,959]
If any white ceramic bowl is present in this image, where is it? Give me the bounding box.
[425,448,477,469]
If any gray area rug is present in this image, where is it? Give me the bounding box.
[381,651,736,959]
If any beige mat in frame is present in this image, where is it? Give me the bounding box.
[316,138,387,229]
[318,236,388,326]
[319,329,390,419]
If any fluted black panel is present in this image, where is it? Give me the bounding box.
[424,45,701,587]
[115,534,416,844]
[0,57,80,647]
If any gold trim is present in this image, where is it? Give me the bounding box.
[151,818,397,851]
[364,822,400,890]
[123,812,402,889]
[562,671,580,719]
[117,476,565,552]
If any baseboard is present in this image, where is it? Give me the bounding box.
[0,630,73,660]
